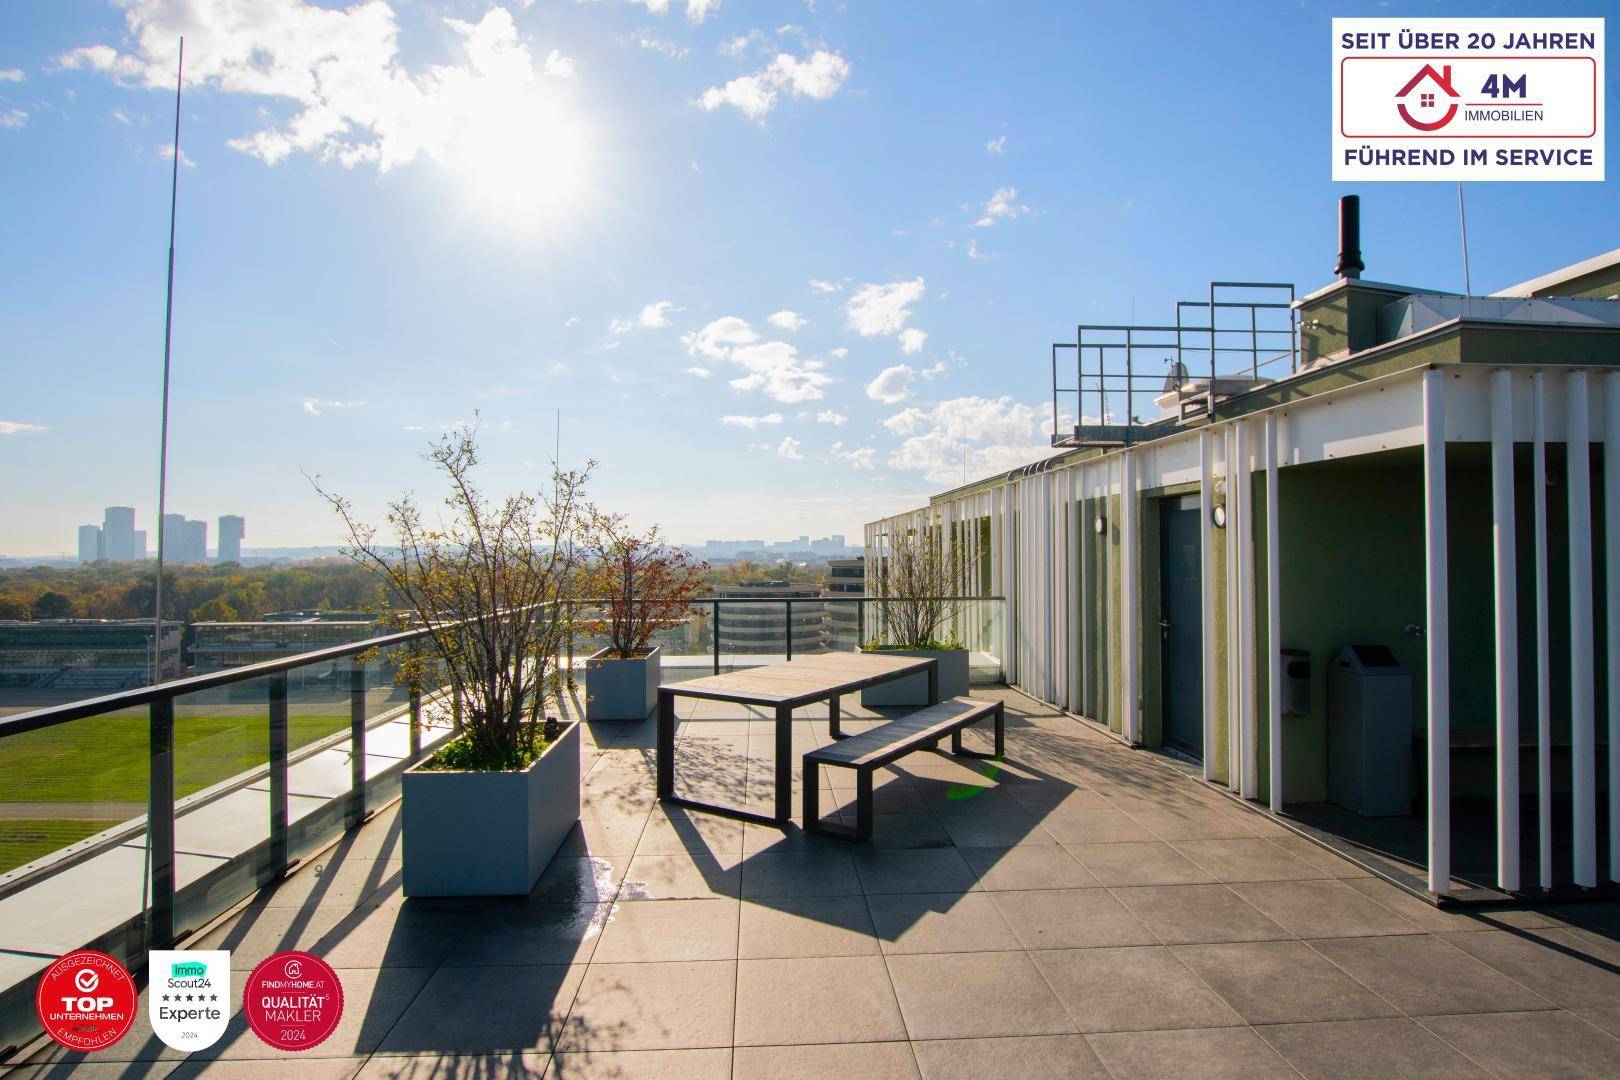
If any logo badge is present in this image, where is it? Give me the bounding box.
[149,950,230,1052]
[35,950,138,1053]
[243,951,343,1052]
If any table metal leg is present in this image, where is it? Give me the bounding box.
[656,689,676,799]
[829,693,843,739]
[775,703,794,824]
[927,659,940,704]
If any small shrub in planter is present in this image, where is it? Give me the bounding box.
[581,517,705,721]
[313,421,591,896]
[862,524,970,706]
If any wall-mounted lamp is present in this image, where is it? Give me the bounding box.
[1094,516,1106,534]
[1212,504,1228,529]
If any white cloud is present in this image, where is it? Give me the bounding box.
[866,364,914,405]
[682,315,757,360]
[302,398,366,416]
[846,277,925,338]
[885,395,1057,483]
[986,135,1005,155]
[685,0,720,23]
[831,443,876,469]
[828,347,848,359]
[767,309,806,332]
[544,49,575,78]
[815,410,847,426]
[0,108,26,129]
[629,30,690,59]
[111,107,131,124]
[159,144,195,168]
[564,316,581,327]
[973,185,1030,227]
[699,49,850,121]
[639,300,680,328]
[776,435,803,459]
[684,316,830,403]
[882,407,927,435]
[609,317,634,335]
[0,420,47,435]
[808,279,842,293]
[60,4,570,175]
[721,412,783,430]
[684,366,712,378]
[0,69,24,82]
[965,238,995,261]
[898,328,927,355]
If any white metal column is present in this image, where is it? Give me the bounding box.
[1607,373,1620,882]
[1225,423,1241,791]
[1490,370,1520,892]
[1266,412,1282,813]
[1237,420,1257,800]
[1122,449,1139,743]
[1200,429,1217,782]
[1568,371,1597,888]
[1533,374,1553,891]
[1423,368,1451,894]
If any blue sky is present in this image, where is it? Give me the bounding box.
[1,0,1615,556]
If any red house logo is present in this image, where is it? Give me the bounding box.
[1396,64,1460,131]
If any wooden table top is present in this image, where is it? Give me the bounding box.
[659,651,937,707]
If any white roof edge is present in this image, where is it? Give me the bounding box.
[1493,248,1620,298]
[1293,277,1427,306]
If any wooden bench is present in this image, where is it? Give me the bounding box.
[802,696,1005,841]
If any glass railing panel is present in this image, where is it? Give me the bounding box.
[0,703,152,980]
[360,642,417,812]
[284,653,363,866]
[648,602,712,685]
[163,673,275,936]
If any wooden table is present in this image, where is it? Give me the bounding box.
[656,652,941,826]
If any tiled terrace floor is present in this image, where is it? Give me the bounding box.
[18,685,1620,1078]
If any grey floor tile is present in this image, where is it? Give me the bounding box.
[886,951,1076,1040]
[732,1041,920,1080]
[1063,842,1213,887]
[1124,807,1262,842]
[173,1062,367,1079]
[911,1034,1108,1080]
[528,857,626,906]
[445,903,611,967]
[376,964,583,1055]
[1229,879,1422,939]
[1175,940,1401,1025]
[1036,809,1157,845]
[1441,928,1620,1012]
[852,849,978,895]
[958,845,1101,892]
[357,1053,547,1078]
[936,811,1044,848]
[1311,933,1555,1016]
[1111,884,1291,944]
[737,894,881,959]
[1264,834,1372,879]
[557,814,649,858]
[635,811,745,856]
[590,898,739,963]
[1173,838,1329,882]
[619,852,741,900]
[1419,1010,1620,1078]
[542,1047,731,1079]
[991,888,1158,951]
[734,955,907,1045]
[310,897,476,970]
[1256,1017,1492,1079]
[739,851,861,898]
[1085,1025,1298,1079]
[867,891,1023,954]
[557,960,735,1052]
[1032,946,1241,1033]
[866,814,955,850]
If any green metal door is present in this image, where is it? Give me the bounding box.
[1159,496,1203,758]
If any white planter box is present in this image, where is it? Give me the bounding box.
[401,719,581,897]
[585,645,661,721]
[860,647,970,706]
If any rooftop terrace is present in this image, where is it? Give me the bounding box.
[16,685,1620,1078]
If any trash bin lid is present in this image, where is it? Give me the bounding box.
[1334,644,1404,673]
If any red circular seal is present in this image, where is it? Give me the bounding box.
[242,951,343,1052]
[35,949,137,1052]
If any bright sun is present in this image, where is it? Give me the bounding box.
[449,88,594,237]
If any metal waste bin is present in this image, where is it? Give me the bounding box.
[1281,649,1310,717]
[1327,644,1412,817]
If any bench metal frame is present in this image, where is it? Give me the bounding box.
[803,699,1006,841]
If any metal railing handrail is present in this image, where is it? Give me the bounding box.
[1,594,1004,738]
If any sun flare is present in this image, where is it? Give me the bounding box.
[449,89,594,236]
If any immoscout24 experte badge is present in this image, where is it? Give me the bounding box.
[149,950,230,1052]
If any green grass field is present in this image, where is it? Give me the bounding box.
[0,819,106,875]
[0,712,353,804]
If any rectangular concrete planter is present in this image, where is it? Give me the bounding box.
[401,719,580,897]
[860,646,969,706]
[585,645,661,721]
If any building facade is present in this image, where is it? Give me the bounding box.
[101,506,136,562]
[218,514,245,563]
[77,524,101,564]
[714,581,827,655]
[0,619,183,691]
[867,218,1620,901]
[826,556,865,649]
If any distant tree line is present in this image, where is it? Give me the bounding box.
[0,560,393,624]
[701,560,828,588]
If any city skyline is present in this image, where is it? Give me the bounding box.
[3,1,1619,555]
[69,504,244,564]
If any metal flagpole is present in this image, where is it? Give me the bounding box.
[1457,182,1473,299]
[152,37,183,687]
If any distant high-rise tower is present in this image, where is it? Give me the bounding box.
[183,519,207,565]
[78,524,103,564]
[218,515,245,564]
[161,514,185,561]
[102,506,136,562]
[133,530,146,560]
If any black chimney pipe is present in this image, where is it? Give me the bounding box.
[1335,195,1365,280]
